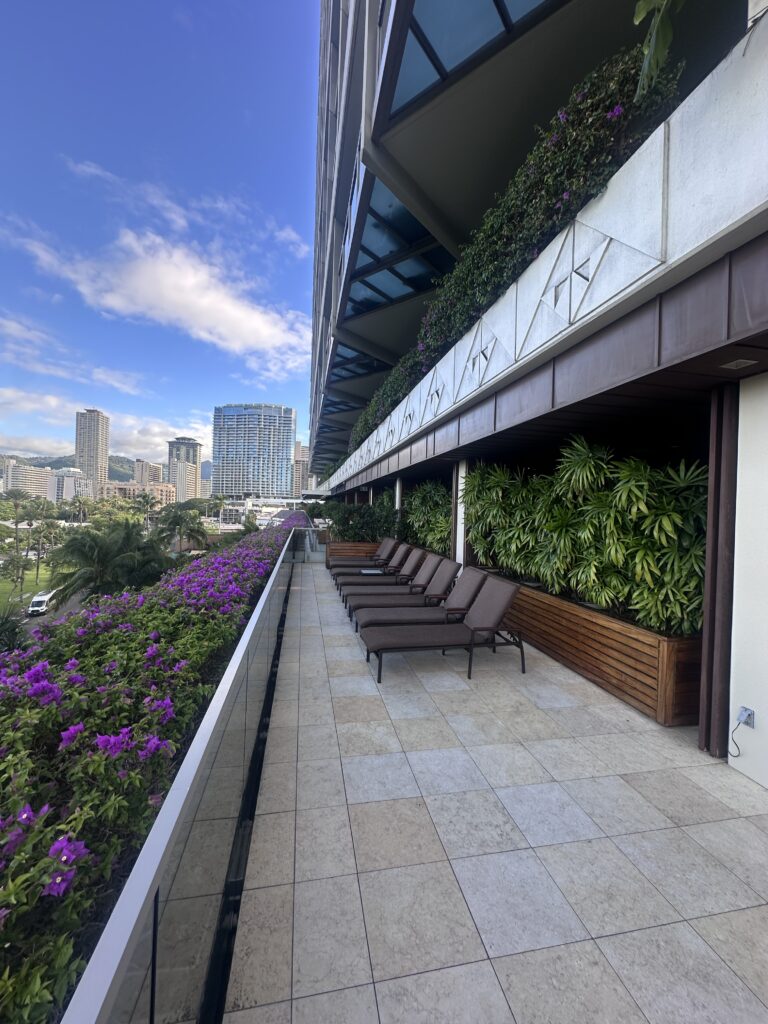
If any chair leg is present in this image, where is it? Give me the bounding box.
[366,649,370,662]
[355,620,359,633]
[519,638,526,674]
[377,652,383,686]
[468,641,474,680]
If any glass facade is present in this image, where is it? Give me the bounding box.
[344,179,454,320]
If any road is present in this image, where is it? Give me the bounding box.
[21,593,83,635]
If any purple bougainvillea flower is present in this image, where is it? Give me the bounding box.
[42,868,76,897]
[27,679,63,706]
[558,109,567,123]
[138,735,171,760]
[65,658,79,670]
[76,627,88,637]
[148,793,163,809]
[95,727,134,758]
[0,907,10,929]
[17,804,36,825]
[149,631,160,641]
[48,836,90,865]
[607,103,624,120]
[137,594,145,607]
[3,827,25,856]
[103,660,118,674]
[59,722,85,750]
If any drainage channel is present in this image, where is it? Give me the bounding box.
[198,562,295,1023]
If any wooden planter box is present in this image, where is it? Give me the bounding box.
[503,586,701,726]
[325,540,380,569]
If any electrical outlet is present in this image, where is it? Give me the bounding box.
[738,706,755,728]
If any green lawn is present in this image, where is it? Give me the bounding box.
[0,563,53,611]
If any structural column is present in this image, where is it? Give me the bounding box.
[452,460,468,565]
[699,383,739,757]
[394,476,403,534]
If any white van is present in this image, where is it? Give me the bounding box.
[27,589,59,617]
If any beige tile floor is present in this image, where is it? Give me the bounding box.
[224,563,768,1024]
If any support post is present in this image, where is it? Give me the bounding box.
[453,459,468,565]
[699,383,739,757]
[394,476,403,535]
[369,487,374,506]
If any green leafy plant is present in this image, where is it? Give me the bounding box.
[348,46,680,454]
[403,481,453,555]
[324,490,398,543]
[634,0,688,99]
[463,437,707,635]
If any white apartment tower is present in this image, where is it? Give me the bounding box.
[167,437,202,502]
[75,408,110,489]
[134,459,163,486]
[212,404,296,498]
[293,442,309,497]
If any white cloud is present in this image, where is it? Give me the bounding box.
[272,223,310,260]
[64,158,192,232]
[0,315,147,396]
[12,227,311,381]
[0,386,211,463]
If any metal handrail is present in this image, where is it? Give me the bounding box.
[61,530,296,1024]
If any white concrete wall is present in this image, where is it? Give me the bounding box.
[329,16,768,491]
[729,372,768,788]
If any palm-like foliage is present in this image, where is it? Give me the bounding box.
[462,436,708,635]
[4,488,31,556]
[0,606,25,653]
[133,491,161,530]
[155,508,209,553]
[49,520,172,604]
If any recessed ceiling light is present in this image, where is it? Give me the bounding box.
[719,358,759,370]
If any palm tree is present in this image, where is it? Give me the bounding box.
[23,497,57,561]
[0,606,25,653]
[0,554,32,601]
[133,491,160,531]
[156,508,208,554]
[31,520,62,583]
[69,495,91,525]
[4,489,31,556]
[49,519,172,604]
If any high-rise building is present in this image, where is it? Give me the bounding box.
[2,459,54,499]
[212,404,296,498]
[48,469,94,503]
[293,442,309,497]
[75,408,110,489]
[134,459,163,486]
[167,437,202,501]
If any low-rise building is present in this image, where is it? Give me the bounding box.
[133,459,163,486]
[101,481,177,506]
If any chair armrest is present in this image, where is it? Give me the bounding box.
[469,626,500,640]
[408,584,427,593]
[425,593,449,606]
[396,572,414,584]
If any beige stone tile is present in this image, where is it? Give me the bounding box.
[170,817,236,899]
[614,827,763,917]
[681,764,768,816]
[298,723,339,760]
[255,762,296,815]
[245,811,295,889]
[342,752,420,804]
[226,886,293,1011]
[538,837,680,936]
[270,700,298,728]
[496,708,570,741]
[468,743,553,788]
[407,747,490,795]
[579,734,675,774]
[350,797,445,871]
[295,805,356,882]
[622,769,734,825]
[332,695,389,723]
[329,674,380,696]
[293,985,378,1024]
[426,789,527,858]
[359,861,485,980]
[392,716,460,751]
[522,739,612,781]
[337,720,402,756]
[263,726,297,764]
[432,691,493,716]
[692,905,768,1005]
[493,940,647,1024]
[196,766,244,820]
[598,922,768,1024]
[381,692,439,719]
[563,775,674,835]
[293,874,371,997]
[496,782,603,847]
[296,757,346,810]
[223,1004,290,1024]
[297,698,336,727]
[452,849,587,956]
[684,818,768,898]
[377,961,513,1023]
[446,713,516,746]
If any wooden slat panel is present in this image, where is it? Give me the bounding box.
[325,542,380,568]
[503,586,701,725]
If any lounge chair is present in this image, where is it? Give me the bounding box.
[343,552,444,613]
[332,542,412,589]
[360,573,525,683]
[339,547,425,602]
[346,556,461,625]
[354,565,487,629]
[327,536,397,570]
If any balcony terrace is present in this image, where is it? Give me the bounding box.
[59,533,768,1023]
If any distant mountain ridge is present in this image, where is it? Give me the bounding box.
[1,453,136,482]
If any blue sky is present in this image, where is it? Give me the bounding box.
[0,1,319,463]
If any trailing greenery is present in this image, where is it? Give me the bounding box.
[634,0,688,99]
[348,47,679,454]
[324,490,398,543]
[0,522,299,1022]
[403,481,452,555]
[462,437,707,636]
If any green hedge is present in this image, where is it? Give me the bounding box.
[403,481,452,555]
[348,46,679,454]
[324,491,398,542]
[462,437,707,636]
